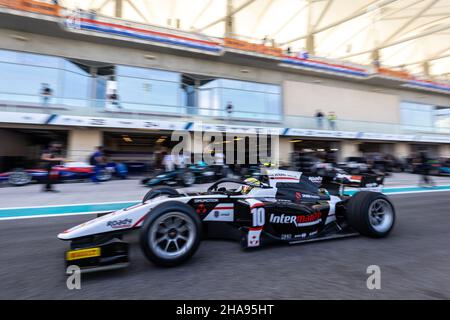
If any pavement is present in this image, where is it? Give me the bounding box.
[0,173,449,209]
[0,191,449,299]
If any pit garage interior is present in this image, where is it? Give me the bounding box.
[0,127,68,172]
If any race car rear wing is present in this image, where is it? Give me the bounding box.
[320,173,385,195]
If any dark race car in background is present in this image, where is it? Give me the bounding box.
[59,168,393,273]
[141,162,232,187]
[0,162,128,186]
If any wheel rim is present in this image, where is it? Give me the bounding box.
[149,212,195,260]
[368,199,394,233]
[98,170,112,181]
[9,172,31,185]
[184,172,195,185]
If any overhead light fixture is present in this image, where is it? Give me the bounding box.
[290,139,302,143]
[122,135,133,143]
[156,136,167,143]
[240,69,250,73]
[234,137,243,141]
[10,34,29,41]
[144,54,157,60]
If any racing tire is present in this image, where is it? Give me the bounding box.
[182,171,196,187]
[97,169,112,182]
[346,191,395,238]
[143,186,179,203]
[139,201,201,267]
[8,169,32,186]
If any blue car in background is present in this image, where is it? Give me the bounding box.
[0,162,128,186]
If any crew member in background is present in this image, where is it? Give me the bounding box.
[315,109,324,129]
[175,152,187,169]
[327,111,337,130]
[90,146,106,183]
[417,151,435,187]
[40,83,53,108]
[214,151,225,166]
[41,142,65,192]
[108,89,121,109]
[162,152,174,172]
[226,101,233,117]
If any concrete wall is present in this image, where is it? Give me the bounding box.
[394,143,411,158]
[438,145,450,158]
[283,81,400,123]
[340,141,361,161]
[67,129,103,162]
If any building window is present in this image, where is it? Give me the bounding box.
[198,78,281,121]
[115,65,181,113]
[400,102,435,129]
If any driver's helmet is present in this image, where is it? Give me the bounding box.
[244,177,262,186]
[242,177,261,194]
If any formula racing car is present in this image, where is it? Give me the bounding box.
[0,162,127,186]
[58,169,394,272]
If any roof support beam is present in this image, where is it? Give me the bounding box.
[190,0,213,29]
[281,0,400,45]
[251,0,275,33]
[379,0,440,47]
[269,2,309,38]
[327,0,424,54]
[391,45,450,67]
[196,0,257,32]
[126,0,149,23]
[114,0,123,18]
[94,0,111,12]
[312,0,333,32]
[338,22,450,59]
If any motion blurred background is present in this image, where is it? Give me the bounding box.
[0,0,450,300]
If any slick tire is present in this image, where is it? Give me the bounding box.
[182,171,196,187]
[8,169,32,186]
[346,191,395,238]
[139,201,202,267]
[143,186,179,203]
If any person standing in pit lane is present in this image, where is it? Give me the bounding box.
[90,146,106,183]
[417,151,435,187]
[41,142,65,192]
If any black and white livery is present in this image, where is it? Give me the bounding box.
[58,169,394,272]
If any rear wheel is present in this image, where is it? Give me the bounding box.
[8,169,32,186]
[346,191,395,238]
[143,186,179,203]
[139,201,201,267]
[182,171,196,186]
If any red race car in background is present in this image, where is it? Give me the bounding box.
[0,162,128,186]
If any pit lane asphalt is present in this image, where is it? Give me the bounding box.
[0,191,449,299]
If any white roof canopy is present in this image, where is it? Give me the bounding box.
[61,0,450,79]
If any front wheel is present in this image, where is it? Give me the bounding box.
[346,191,395,238]
[139,201,201,267]
[8,169,32,186]
[143,186,179,203]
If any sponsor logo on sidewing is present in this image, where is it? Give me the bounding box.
[269,213,322,227]
[107,219,132,229]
